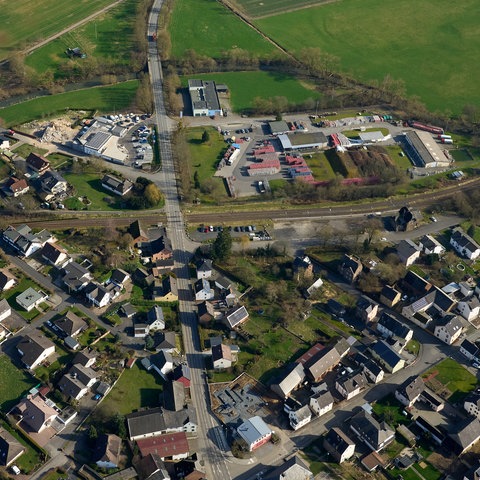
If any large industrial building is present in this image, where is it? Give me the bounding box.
[188,79,223,117]
[278,132,328,151]
[403,130,450,168]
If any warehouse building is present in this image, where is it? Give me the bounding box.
[188,79,223,117]
[278,132,328,151]
[403,131,450,168]
[269,120,290,135]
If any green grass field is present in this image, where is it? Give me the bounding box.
[95,362,163,416]
[169,0,276,58]
[0,356,38,411]
[0,80,138,126]
[232,0,327,18]
[25,0,137,76]
[305,152,336,181]
[182,71,320,112]
[0,0,117,60]
[256,0,480,113]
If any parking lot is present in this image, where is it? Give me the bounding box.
[190,224,272,242]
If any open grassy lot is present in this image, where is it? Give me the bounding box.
[304,152,336,181]
[169,0,276,58]
[0,0,117,60]
[25,0,137,76]
[0,80,138,126]
[422,357,478,403]
[12,144,49,158]
[232,0,328,18]
[0,355,37,412]
[181,71,320,112]
[96,362,163,416]
[256,0,480,113]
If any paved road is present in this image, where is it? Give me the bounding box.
[147,2,232,479]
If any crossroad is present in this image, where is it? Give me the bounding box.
[147,2,232,479]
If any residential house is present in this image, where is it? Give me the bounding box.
[323,427,356,463]
[449,418,480,454]
[149,236,173,263]
[293,255,314,280]
[127,220,149,246]
[433,314,463,345]
[338,254,363,283]
[376,312,413,345]
[61,261,92,292]
[135,453,170,480]
[127,409,166,441]
[120,303,137,319]
[64,336,80,351]
[0,271,15,292]
[211,344,232,370]
[420,389,444,412]
[148,351,174,379]
[395,206,417,232]
[288,405,312,431]
[380,285,401,307]
[41,242,68,266]
[162,406,197,435]
[172,364,191,388]
[146,306,165,331]
[5,177,29,197]
[450,228,480,260]
[271,363,305,399]
[16,287,47,312]
[17,334,55,369]
[58,364,97,400]
[264,455,313,480]
[463,463,480,480]
[94,434,122,469]
[305,347,341,382]
[108,268,130,288]
[194,279,214,301]
[2,225,52,258]
[401,270,432,297]
[152,276,178,302]
[370,340,405,373]
[395,376,424,407]
[419,235,445,255]
[153,331,178,354]
[195,259,212,279]
[15,395,57,433]
[133,267,154,287]
[39,170,68,196]
[464,392,480,419]
[363,359,384,384]
[0,299,11,322]
[134,318,151,338]
[197,301,215,323]
[457,295,480,322]
[163,381,186,412]
[460,339,479,362]
[84,282,112,308]
[397,239,421,266]
[336,372,367,400]
[224,305,249,329]
[136,432,190,461]
[101,174,133,196]
[74,350,96,368]
[356,296,379,323]
[350,410,395,452]
[237,416,273,452]
[309,390,334,417]
[26,152,50,174]
[152,258,175,276]
[360,451,387,472]
[0,427,25,466]
[214,276,231,291]
[53,311,87,337]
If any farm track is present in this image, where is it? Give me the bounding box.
[0,0,126,64]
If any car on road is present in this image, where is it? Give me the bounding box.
[209,225,214,232]
[430,216,438,222]
[93,394,102,401]
[473,362,480,369]
[46,321,52,327]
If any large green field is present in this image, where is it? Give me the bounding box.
[182,71,320,112]
[0,80,138,126]
[0,355,37,412]
[25,0,137,76]
[256,0,480,113]
[232,0,327,18]
[169,0,276,58]
[0,0,117,60]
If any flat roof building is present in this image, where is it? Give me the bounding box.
[188,79,223,117]
[278,132,328,151]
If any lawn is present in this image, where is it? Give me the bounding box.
[181,71,320,113]
[0,0,117,60]
[169,0,276,58]
[45,152,73,169]
[232,0,328,18]
[372,393,410,427]
[422,357,478,402]
[0,80,139,126]
[12,144,49,158]
[304,153,336,181]
[25,0,138,76]
[256,0,480,113]
[0,355,38,412]
[96,363,163,416]
[2,277,47,321]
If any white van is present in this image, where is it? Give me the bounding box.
[11,466,21,475]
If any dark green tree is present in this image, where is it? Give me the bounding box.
[112,413,126,438]
[88,425,98,443]
[211,229,232,262]
[201,129,210,143]
[194,170,200,190]
[145,335,155,350]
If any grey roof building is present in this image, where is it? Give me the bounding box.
[323,427,356,463]
[270,363,305,399]
[350,410,395,452]
[264,455,313,479]
[0,427,25,466]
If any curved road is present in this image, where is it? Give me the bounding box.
[147,2,231,479]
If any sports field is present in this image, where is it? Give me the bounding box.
[0,80,138,126]
[169,0,276,58]
[0,0,117,60]
[182,71,320,112]
[232,0,327,18]
[25,0,137,76]
[256,0,480,113]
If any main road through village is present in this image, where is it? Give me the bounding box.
[147,1,232,479]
